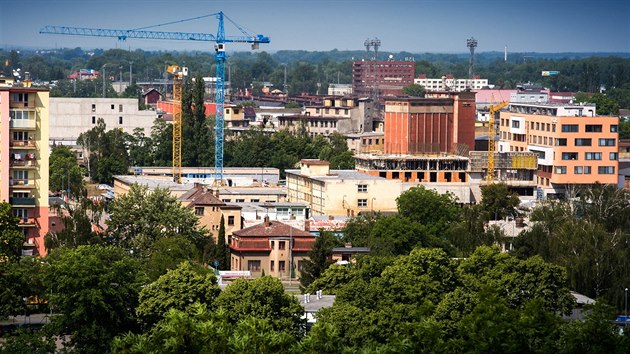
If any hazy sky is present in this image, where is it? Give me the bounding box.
[2,0,629,53]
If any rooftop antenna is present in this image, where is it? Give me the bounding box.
[467,37,478,79]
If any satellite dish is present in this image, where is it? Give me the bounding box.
[388,54,394,59]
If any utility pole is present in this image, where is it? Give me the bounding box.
[467,37,478,89]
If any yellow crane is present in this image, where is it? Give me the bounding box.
[487,99,510,182]
[167,65,188,183]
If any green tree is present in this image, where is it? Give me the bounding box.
[107,184,206,255]
[44,200,102,251]
[77,118,131,183]
[136,262,220,326]
[215,276,306,338]
[143,236,199,281]
[0,202,23,262]
[402,83,426,97]
[299,231,342,290]
[49,145,84,198]
[396,186,461,236]
[43,245,145,353]
[0,329,56,354]
[480,183,520,220]
[214,215,230,270]
[0,257,45,320]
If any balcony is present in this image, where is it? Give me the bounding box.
[10,197,36,206]
[10,159,38,168]
[17,218,37,227]
[10,179,36,188]
[9,100,32,109]
[10,119,37,129]
[10,140,36,148]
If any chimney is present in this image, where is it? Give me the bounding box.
[215,189,220,198]
[263,215,270,227]
[304,219,310,231]
[328,215,334,220]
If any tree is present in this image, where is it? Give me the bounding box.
[77,118,131,183]
[0,257,45,320]
[0,202,23,262]
[49,145,84,198]
[299,231,342,289]
[480,183,520,221]
[396,186,461,237]
[402,83,426,97]
[42,245,145,353]
[107,184,206,255]
[214,215,230,270]
[215,276,306,338]
[44,200,102,251]
[136,262,220,326]
[0,329,56,354]
[143,236,199,281]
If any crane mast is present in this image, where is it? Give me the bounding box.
[41,12,270,184]
[487,100,510,182]
[167,65,188,183]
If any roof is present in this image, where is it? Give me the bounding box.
[180,187,225,206]
[332,247,370,254]
[571,291,595,305]
[114,175,194,192]
[142,88,163,97]
[294,294,336,313]
[234,220,314,238]
[285,169,388,182]
[300,159,330,165]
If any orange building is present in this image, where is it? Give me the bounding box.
[384,92,476,155]
[498,102,618,198]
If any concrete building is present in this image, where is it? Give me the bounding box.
[327,84,353,96]
[0,84,50,256]
[278,96,374,137]
[346,131,385,154]
[49,97,158,146]
[352,60,415,98]
[384,92,476,155]
[286,159,401,217]
[179,185,242,242]
[498,102,619,198]
[128,166,281,186]
[229,216,315,279]
[415,74,489,92]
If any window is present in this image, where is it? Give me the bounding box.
[555,166,567,174]
[357,199,368,207]
[585,124,602,132]
[610,125,618,132]
[511,120,520,128]
[555,138,567,146]
[536,122,540,130]
[585,152,602,160]
[195,207,204,216]
[279,261,286,272]
[546,123,550,132]
[598,166,615,174]
[574,138,592,146]
[561,124,579,132]
[92,116,96,124]
[270,260,274,271]
[552,124,556,132]
[584,166,591,174]
[598,138,615,146]
[92,104,96,112]
[270,241,274,249]
[228,215,235,226]
[610,152,618,160]
[12,131,28,141]
[279,241,286,250]
[247,260,261,271]
[251,199,259,203]
[111,104,115,110]
[119,116,123,124]
[235,199,245,203]
[119,104,123,112]
[357,184,367,192]
[574,166,583,174]
[561,152,578,160]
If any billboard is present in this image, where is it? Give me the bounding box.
[542,71,559,76]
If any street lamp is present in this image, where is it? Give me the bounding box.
[625,287,628,318]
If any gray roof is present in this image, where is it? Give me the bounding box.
[218,187,286,196]
[285,169,387,182]
[332,247,370,253]
[114,176,194,191]
[294,294,336,313]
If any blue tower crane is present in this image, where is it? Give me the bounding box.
[41,12,270,183]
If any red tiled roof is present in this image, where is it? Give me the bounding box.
[234,220,314,238]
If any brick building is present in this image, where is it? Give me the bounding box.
[352,60,414,98]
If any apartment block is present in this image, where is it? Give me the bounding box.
[0,84,50,256]
[415,74,488,92]
[498,102,618,198]
[352,60,414,98]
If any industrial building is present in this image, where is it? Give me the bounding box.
[0,81,50,256]
[383,92,476,155]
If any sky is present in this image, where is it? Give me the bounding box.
[1,0,629,54]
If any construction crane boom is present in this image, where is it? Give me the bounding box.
[41,12,269,184]
[487,100,510,182]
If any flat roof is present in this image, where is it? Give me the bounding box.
[218,187,286,196]
[285,169,389,181]
[354,153,469,161]
[114,175,194,191]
